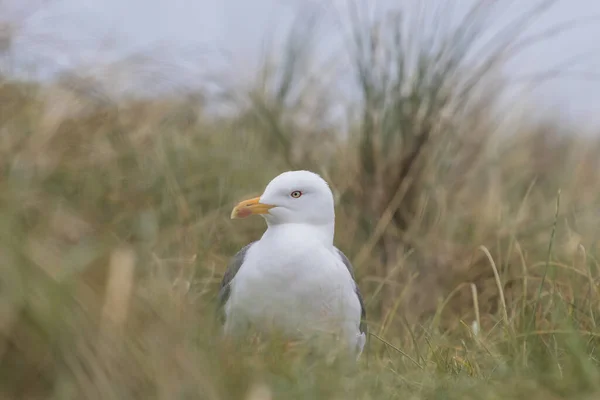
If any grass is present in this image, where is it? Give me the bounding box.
[1,0,600,398]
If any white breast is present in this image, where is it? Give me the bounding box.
[224,227,362,350]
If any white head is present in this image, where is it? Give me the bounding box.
[231,170,335,227]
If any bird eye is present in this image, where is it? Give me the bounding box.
[290,190,302,198]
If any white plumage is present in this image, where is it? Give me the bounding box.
[218,170,367,359]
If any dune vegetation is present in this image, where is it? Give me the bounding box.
[1,1,600,399]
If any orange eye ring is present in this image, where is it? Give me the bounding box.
[290,190,302,198]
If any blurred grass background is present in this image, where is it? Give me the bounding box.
[1,1,600,399]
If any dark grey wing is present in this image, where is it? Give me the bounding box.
[217,241,256,321]
[334,247,367,335]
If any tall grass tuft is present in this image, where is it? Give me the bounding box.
[0,0,599,399]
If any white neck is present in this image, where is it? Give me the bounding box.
[262,221,335,248]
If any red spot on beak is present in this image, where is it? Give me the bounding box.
[236,207,252,218]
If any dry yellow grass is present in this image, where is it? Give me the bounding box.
[0,72,598,399]
[1,1,600,398]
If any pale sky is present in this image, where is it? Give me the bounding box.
[4,0,600,127]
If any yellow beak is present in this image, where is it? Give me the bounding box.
[230,196,275,219]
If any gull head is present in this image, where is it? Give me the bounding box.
[230,170,335,226]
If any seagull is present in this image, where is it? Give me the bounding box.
[218,170,367,359]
